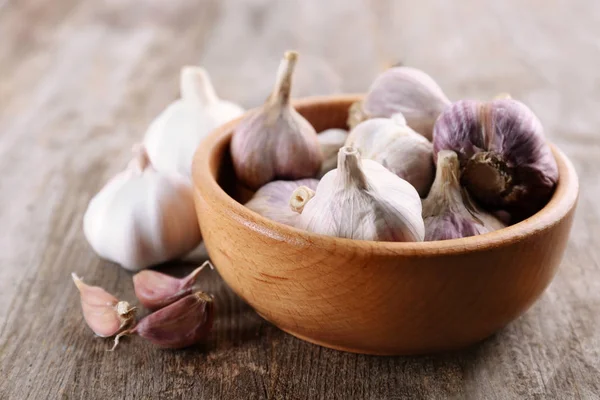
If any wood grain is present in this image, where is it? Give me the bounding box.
[0,0,599,398]
[193,96,578,356]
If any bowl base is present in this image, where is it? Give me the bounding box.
[257,312,489,356]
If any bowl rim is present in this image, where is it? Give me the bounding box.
[192,95,579,256]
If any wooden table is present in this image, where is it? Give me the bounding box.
[1,1,599,398]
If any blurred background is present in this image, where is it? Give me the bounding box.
[1,0,599,398]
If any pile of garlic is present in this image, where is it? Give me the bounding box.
[84,49,560,273]
[84,68,244,270]
[72,262,215,350]
[239,53,559,242]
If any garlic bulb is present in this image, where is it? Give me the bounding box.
[245,179,319,226]
[144,67,244,179]
[348,67,450,140]
[422,150,505,241]
[433,99,558,220]
[292,146,424,242]
[83,146,202,271]
[345,114,434,197]
[231,51,323,190]
[317,128,348,178]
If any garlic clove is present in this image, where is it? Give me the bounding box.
[348,66,450,139]
[422,151,505,241]
[72,273,136,337]
[83,145,202,271]
[317,128,349,178]
[432,99,558,220]
[144,67,244,179]
[293,146,424,242]
[345,115,434,197]
[133,261,210,310]
[230,51,323,190]
[113,291,214,350]
[245,179,319,226]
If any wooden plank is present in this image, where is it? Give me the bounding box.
[0,0,599,398]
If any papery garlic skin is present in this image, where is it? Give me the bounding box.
[72,273,136,337]
[346,115,434,197]
[245,179,319,226]
[231,51,322,190]
[83,147,201,271]
[317,128,348,178]
[294,146,424,242]
[433,99,558,220]
[144,67,244,179]
[422,151,505,241]
[348,67,450,139]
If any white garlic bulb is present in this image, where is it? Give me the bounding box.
[144,67,244,179]
[347,66,450,139]
[246,179,319,226]
[422,150,506,241]
[291,146,424,242]
[83,146,202,271]
[317,128,348,178]
[345,114,434,197]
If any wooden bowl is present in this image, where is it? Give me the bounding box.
[192,95,579,355]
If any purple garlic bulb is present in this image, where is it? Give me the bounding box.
[422,150,505,241]
[230,51,322,190]
[433,99,559,220]
[348,66,450,140]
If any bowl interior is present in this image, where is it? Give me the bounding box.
[202,96,579,256]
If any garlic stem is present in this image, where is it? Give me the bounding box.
[289,186,316,213]
[337,146,367,189]
[390,112,407,126]
[180,66,219,107]
[129,144,151,173]
[267,51,298,107]
[428,151,463,212]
